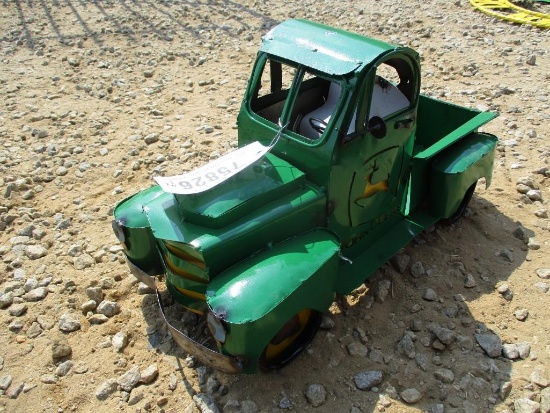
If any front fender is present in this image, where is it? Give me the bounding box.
[206,228,340,373]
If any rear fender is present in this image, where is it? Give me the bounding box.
[206,228,340,373]
[430,132,498,218]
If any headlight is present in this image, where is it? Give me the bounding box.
[111,219,126,243]
[207,312,226,344]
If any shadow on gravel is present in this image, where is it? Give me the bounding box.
[8,0,278,49]
[138,192,529,412]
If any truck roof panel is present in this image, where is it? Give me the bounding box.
[260,19,397,76]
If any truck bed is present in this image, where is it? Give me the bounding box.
[415,94,496,157]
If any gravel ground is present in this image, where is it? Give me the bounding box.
[0,1,549,412]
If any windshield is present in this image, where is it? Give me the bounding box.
[250,56,342,143]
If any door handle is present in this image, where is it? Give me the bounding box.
[394,118,414,129]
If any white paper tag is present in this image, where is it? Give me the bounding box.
[154,141,271,195]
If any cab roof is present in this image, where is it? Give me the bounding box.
[259,19,402,76]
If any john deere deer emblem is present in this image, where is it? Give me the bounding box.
[354,160,390,206]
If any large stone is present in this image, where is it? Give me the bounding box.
[390,251,410,274]
[354,370,383,390]
[347,341,368,357]
[95,379,118,401]
[52,340,72,360]
[118,365,140,392]
[474,333,502,357]
[23,287,48,302]
[193,393,220,413]
[8,303,27,317]
[434,368,455,384]
[6,382,24,399]
[536,268,550,279]
[73,254,95,270]
[40,374,57,384]
[85,287,104,303]
[96,300,121,317]
[304,383,327,407]
[58,313,81,332]
[514,398,540,413]
[540,387,550,413]
[400,388,422,404]
[112,331,128,352]
[422,288,438,301]
[396,333,416,359]
[376,279,392,302]
[410,261,425,278]
[502,343,520,360]
[140,364,159,384]
[24,245,48,259]
[428,324,455,345]
[55,361,73,377]
[240,399,258,413]
[530,369,549,388]
[0,292,14,309]
[0,375,13,390]
[517,342,531,359]
[26,322,43,338]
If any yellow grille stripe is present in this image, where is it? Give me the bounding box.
[163,253,208,284]
[164,243,206,269]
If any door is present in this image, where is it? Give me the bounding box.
[346,56,419,227]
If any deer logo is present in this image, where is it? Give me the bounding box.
[354,160,390,206]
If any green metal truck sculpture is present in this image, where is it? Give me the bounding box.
[112,19,498,374]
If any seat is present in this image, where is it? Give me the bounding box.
[299,82,342,140]
[369,77,409,119]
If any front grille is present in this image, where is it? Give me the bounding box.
[160,240,208,314]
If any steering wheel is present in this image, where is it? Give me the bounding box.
[308,117,328,134]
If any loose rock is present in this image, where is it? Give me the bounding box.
[96,300,121,317]
[514,398,540,413]
[193,393,221,413]
[118,365,140,392]
[58,313,81,332]
[304,383,327,407]
[95,379,118,401]
[400,388,422,404]
[140,364,159,384]
[474,333,502,357]
[434,368,455,383]
[354,370,383,390]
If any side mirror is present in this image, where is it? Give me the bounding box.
[341,116,387,145]
[367,116,386,139]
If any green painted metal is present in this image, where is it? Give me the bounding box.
[112,19,499,374]
[113,186,164,274]
[177,154,305,229]
[408,95,497,214]
[430,132,498,218]
[207,229,340,373]
[336,213,435,294]
[260,19,396,76]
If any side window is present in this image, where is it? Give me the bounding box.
[250,59,297,125]
[369,61,413,119]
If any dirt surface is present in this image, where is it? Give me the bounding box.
[0,1,549,412]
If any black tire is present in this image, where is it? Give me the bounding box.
[259,309,322,371]
[444,182,477,224]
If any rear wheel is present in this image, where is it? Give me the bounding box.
[259,309,322,371]
[445,182,477,224]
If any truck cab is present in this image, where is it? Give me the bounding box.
[113,19,498,374]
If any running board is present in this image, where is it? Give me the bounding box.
[336,210,439,294]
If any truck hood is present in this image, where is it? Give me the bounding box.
[173,153,306,229]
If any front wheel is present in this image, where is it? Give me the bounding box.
[259,309,322,371]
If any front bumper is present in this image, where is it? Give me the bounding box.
[126,258,245,374]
